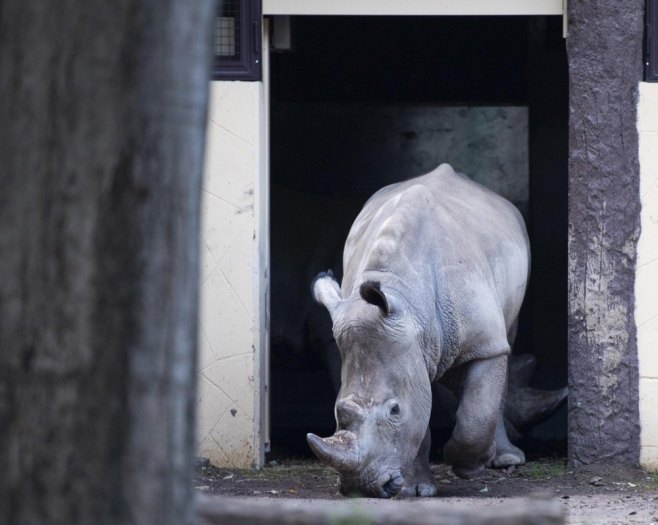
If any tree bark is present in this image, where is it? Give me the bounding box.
[0,1,215,524]
[566,0,643,465]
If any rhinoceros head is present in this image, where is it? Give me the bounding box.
[308,273,432,498]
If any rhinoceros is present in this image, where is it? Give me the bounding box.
[308,164,531,498]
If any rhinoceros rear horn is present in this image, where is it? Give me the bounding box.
[307,432,359,471]
[360,281,390,315]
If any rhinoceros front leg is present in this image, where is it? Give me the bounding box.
[443,354,507,479]
[400,427,438,497]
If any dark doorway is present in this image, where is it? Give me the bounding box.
[269,15,568,458]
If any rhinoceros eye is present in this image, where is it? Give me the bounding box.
[390,403,400,416]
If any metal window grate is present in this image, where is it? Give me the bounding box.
[216,1,240,58]
[213,0,261,81]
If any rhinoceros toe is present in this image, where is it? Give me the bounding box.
[415,481,439,497]
[400,480,438,498]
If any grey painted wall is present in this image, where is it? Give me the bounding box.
[272,103,528,211]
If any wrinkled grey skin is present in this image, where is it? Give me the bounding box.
[308,164,530,498]
[504,354,568,440]
[433,354,568,443]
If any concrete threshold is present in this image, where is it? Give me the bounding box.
[196,494,565,525]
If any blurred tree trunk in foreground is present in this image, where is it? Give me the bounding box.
[0,1,215,524]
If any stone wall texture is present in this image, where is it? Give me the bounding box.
[566,0,643,465]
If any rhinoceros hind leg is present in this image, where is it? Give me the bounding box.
[400,427,438,497]
[490,409,525,468]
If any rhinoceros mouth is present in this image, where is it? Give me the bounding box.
[379,472,405,498]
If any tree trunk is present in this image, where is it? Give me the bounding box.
[0,1,215,524]
[566,0,643,465]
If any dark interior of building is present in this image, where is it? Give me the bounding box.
[269,15,568,460]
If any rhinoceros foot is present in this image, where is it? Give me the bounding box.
[444,438,495,480]
[399,459,438,497]
[491,448,525,469]
[400,480,439,498]
[490,416,526,469]
[451,463,487,480]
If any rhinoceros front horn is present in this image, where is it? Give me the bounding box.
[307,431,359,471]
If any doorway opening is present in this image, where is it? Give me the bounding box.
[268,15,568,460]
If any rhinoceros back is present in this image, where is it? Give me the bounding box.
[341,163,530,369]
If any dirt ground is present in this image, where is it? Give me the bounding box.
[195,457,658,524]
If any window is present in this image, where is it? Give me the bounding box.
[214,0,262,81]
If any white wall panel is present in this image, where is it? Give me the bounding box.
[197,81,267,468]
[637,82,658,470]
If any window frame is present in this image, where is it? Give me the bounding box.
[213,0,262,81]
[646,0,658,81]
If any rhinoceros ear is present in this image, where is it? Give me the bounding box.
[359,281,391,315]
[312,270,342,317]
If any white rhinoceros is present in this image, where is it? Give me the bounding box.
[308,164,530,497]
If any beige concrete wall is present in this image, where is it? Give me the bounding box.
[263,0,563,16]
[637,82,658,470]
[196,81,267,468]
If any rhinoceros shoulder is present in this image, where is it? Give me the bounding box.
[342,182,435,279]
